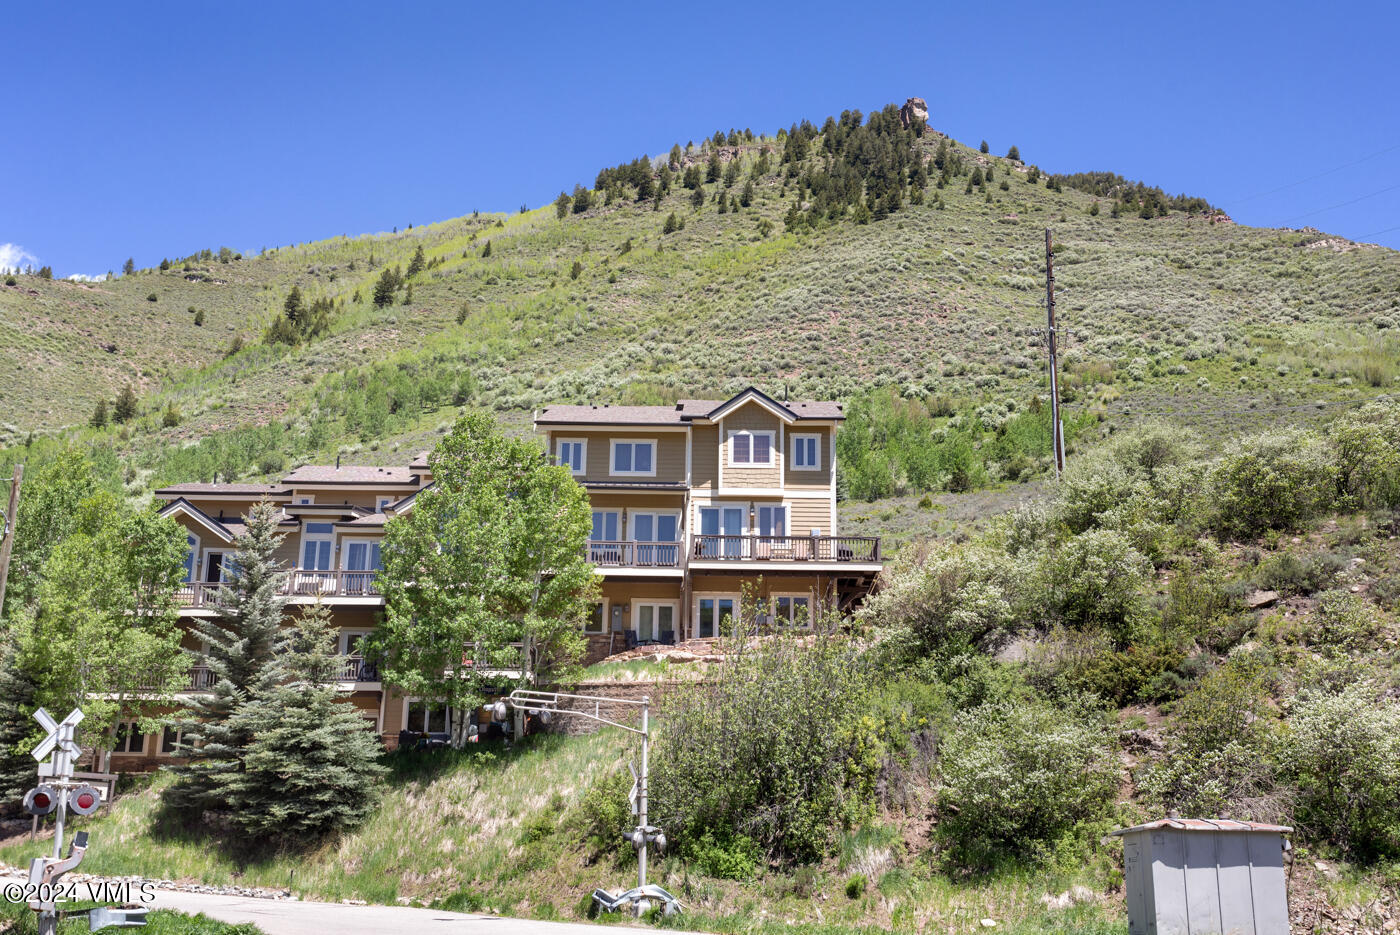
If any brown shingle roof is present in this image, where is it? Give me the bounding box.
[282,464,418,485]
[154,482,289,496]
[536,388,844,426]
[337,512,388,527]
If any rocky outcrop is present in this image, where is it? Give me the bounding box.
[900,97,929,134]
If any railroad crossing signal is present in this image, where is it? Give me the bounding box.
[31,707,83,780]
[22,785,57,817]
[67,785,102,817]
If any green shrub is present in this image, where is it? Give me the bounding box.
[1331,400,1400,511]
[1312,589,1382,653]
[563,766,631,863]
[935,699,1117,870]
[859,542,1022,658]
[1036,529,1151,641]
[1289,684,1400,859]
[650,633,877,863]
[844,873,867,899]
[690,830,762,880]
[1254,550,1345,595]
[1210,430,1337,537]
[1139,666,1281,821]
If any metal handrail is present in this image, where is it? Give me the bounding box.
[691,534,880,562]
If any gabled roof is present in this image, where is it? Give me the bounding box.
[156,498,238,543]
[336,512,387,528]
[409,451,431,470]
[534,387,844,427]
[385,481,432,515]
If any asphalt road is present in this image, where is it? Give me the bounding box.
[2,877,695,935]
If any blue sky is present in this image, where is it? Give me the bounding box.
[4,0,1397,278]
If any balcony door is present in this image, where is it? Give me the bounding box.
[342,540,382,595]
[631,512,678,566]
[589,510,621,564]
[697,505,744,558]
[756,504,787,558]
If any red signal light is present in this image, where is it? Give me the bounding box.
[68,785,102,816]
[22,785,58,817]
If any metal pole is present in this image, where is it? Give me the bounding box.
[0,463,22,617]
[638,697,649,890]
[1045,229,1066,479]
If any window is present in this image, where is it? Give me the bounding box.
[113,721,145,755]
[377,496,394,510]
[695,595,738,639]
[556,438,587,475]
[160,725,182,756]
[610,440,656,476]
[773,595,812,628]
[697,505,745,558]
[792,434,821,470]
[633,602,675,642]
[728,430,774,466]
[757,504,787,538]
[344,540,382,574]
[585,601,606,634]
[297,496,314,505]
[406,701,452,735]
[301,521,334,570]
[181,533,198,582]
[631,512,679,566]
[202,550,235,583]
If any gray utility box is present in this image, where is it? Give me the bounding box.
[1111,818,1292,935]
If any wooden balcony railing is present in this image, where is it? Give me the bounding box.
[337,655,379,682]
[176,569,381,607]
[692,535,881,563]
[585,540,682,568]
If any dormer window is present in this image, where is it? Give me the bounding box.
[728,430,774,466]
[610,440,656,477]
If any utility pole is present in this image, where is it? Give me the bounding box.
[1044,229,1066,479]
[0,463,22,617]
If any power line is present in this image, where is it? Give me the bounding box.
[1281,182,1400,224]
[1355,224,1400,241]
[1234,142,1400,205]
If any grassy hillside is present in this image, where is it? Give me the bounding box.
[2,106,1398,503]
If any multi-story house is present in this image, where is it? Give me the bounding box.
[534,386,881,660]
[119,387,879,770]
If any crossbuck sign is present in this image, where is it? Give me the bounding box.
[32,708,84,780]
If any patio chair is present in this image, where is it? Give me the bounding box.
[624,630,638,651]
[659,629,675,645]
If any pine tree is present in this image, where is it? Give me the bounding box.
[1007,145,1021,161]
[113,384,138,423]
[406,245,426,278]
[480,240,492,258]
[194,309,205,326]
[662,212,680,234]
[372,266,398,307]
[571,184,592,214]
[218,601,384,840]
[90,399,108,429]
[456,302,469,325]
[402,283,413,305]
[554,191,571,218]
[283,286,304,327]
[980,140,990,154]
[0,644,39,816]
[164,503,289,813]
[122,257,135,276]
[690,186,705,208]
[161,403,180,428]
[159,258,171,271]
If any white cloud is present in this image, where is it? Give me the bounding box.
[65,273,109,282]
[0,243,39,273]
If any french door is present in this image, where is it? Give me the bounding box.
[634,603,675,643]
[589,510,621,563]
[695,596,737,639]
[698,505,744,558]
[632,512,678,566]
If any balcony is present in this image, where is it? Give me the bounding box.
[138,658,377,693]
[337,655,379,682]
[585,540,682,569]
[691,535,881,564]
[176,569,381,607]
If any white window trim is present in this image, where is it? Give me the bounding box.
[627,510,683,542]
[585,598,609,635]
[376,496,394,510]
[296,494,315,505]
[158,724,184,758]
[200,548,236,583]
[771,592,814,629]
[696,502,750,536]
[630,600,678,639]
[339,537,383,571]
[727,429,775,467]
[590,509,621,541]
[693,592,741,640]
[183,531,201,583]
[556,437,588,476]
[300,521,336,570]
[112,720,147,756]
[609,438,658,477]
[791,433,822,471]
[404,697,454,734]
[337,628,375,656]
